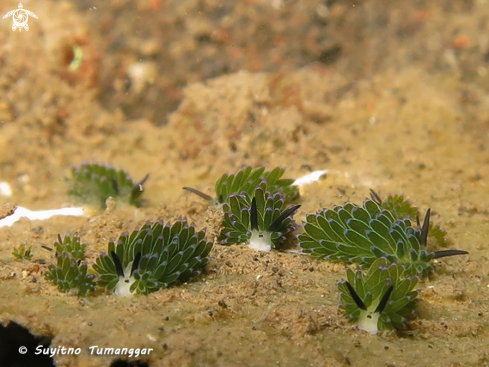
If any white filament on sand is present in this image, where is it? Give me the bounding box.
[293,170,328,186]
[0,182,13,197]
[0,206,86,228]
[293,170,327,191]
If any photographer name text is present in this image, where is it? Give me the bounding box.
[34,345,154,358]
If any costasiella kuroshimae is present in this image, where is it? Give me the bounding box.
[68,162,149,208]
[299,198,468,276]
[248,197,301,251]
[183,166,299,208]
[93,219,213,296]
[218,187,300,251]
[337,257,419,334]
[111,251,141,297]
[44,233,97,296]
[344,282,394,334]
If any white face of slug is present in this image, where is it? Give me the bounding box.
[213,201,224,209]
[248,230,272,252]
[115,262,136,297]
[358,309,380,335]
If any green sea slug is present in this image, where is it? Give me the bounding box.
[45,234,97,296]
[337,257,419,334]
[218,186,300,251]
[68,162,149,208]
[93,219,213,296]
[183,166,299,207]
[298,198,467,275]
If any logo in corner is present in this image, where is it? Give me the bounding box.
[3,3,38,32]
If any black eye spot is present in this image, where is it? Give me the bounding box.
[367,315,372,319]
[259,234,263,238]
[125,279,130,283]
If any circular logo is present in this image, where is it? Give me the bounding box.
[18,346,28,354]
[12,9,28,28]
